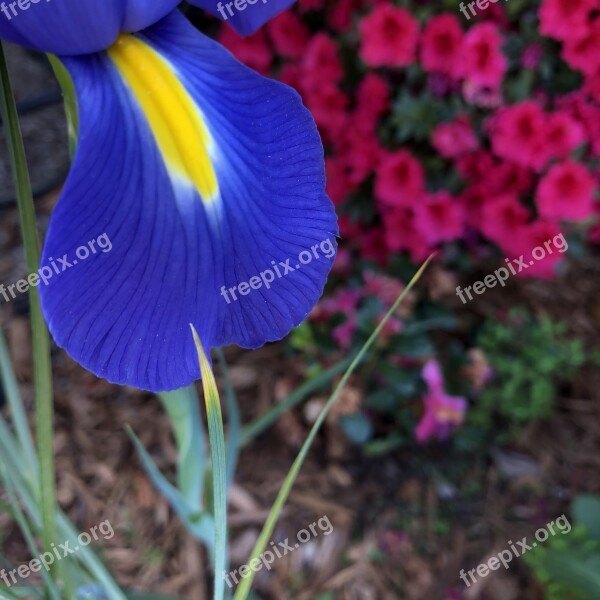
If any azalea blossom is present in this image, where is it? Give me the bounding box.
[415,360,467,444]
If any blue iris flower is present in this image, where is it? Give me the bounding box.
[0,1,338,392]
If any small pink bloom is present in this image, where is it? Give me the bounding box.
[328,0,367,32]
[462,23,507,94]
[539,0,597,41]
[480,195,530,252]
[360,5,419,67]
[415,360,467,444]
[383,208,431,262]
[489,163,535,196]
[311,288,361,322]
[420,13,464,80]
[511,220,567,279]
[459,184,488,230]
[413,192,464,246]
[267,11,310,60]
[536,160,597,221]
[562,18,600,76]
[488,101,552,171]
[360,228,389,267]
[557,92,600,156]
[354,73,390,134]
[431,115,479,159]
[456,150,496,183]
[301,33,344,91]
[305,84,349,141]
[546,111,587,159]
[375,151,425,208]
[333,317,358,350]
[336,129,383,186]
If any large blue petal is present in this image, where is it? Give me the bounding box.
[189,0,296,36]
[0,0,180,55]
[40,10,337,392]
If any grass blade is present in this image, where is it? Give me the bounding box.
[232,256,435,599]
[0,42,58,585]
[191,327,228,600]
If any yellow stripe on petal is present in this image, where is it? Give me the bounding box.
[108,34,218,204]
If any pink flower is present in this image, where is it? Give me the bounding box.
[486,162,535,196]
[333,317,358,350]
[328,0,367,32]
[311,288,361,321]
[360,228,389,267]
[217,27,272,75]
[415,360,467,444]
[267,11,310,60]
[539,0,597,41]
[420,14,464,80]
[488,101,551,171]
[562,18,600,76]
[536,160,597,221]
[301,33,344,91]
[480,195,530,252]
[462,23,507,94]
[431,115,479,159]
[557,92,600,157]
[413,192,464,246]
[459,184,488,230]
[546,111,586,159]
[359,5,419,67]
[305,84,349,141]
[354,73,390,134]
[383,208,431,262]
[278,63,303,91]
[335,128,383,186]
[375,151,425,208]
[512,220,567,279]
[456,150,496,183]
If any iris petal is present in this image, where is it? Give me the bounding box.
[189,0,296,36]
[40,10,337,392]
[0,0,180,55]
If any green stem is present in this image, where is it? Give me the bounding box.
[233,256,435,599]
[0,43,58,586]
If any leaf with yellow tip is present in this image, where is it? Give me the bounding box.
[190,325,227,600]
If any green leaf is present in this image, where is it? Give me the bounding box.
[340,412,373,444]
[574,496,600,542]
[0,41,58,587]
[190,327,228,600]
[159,386,206,512]
[542,550,600,599]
